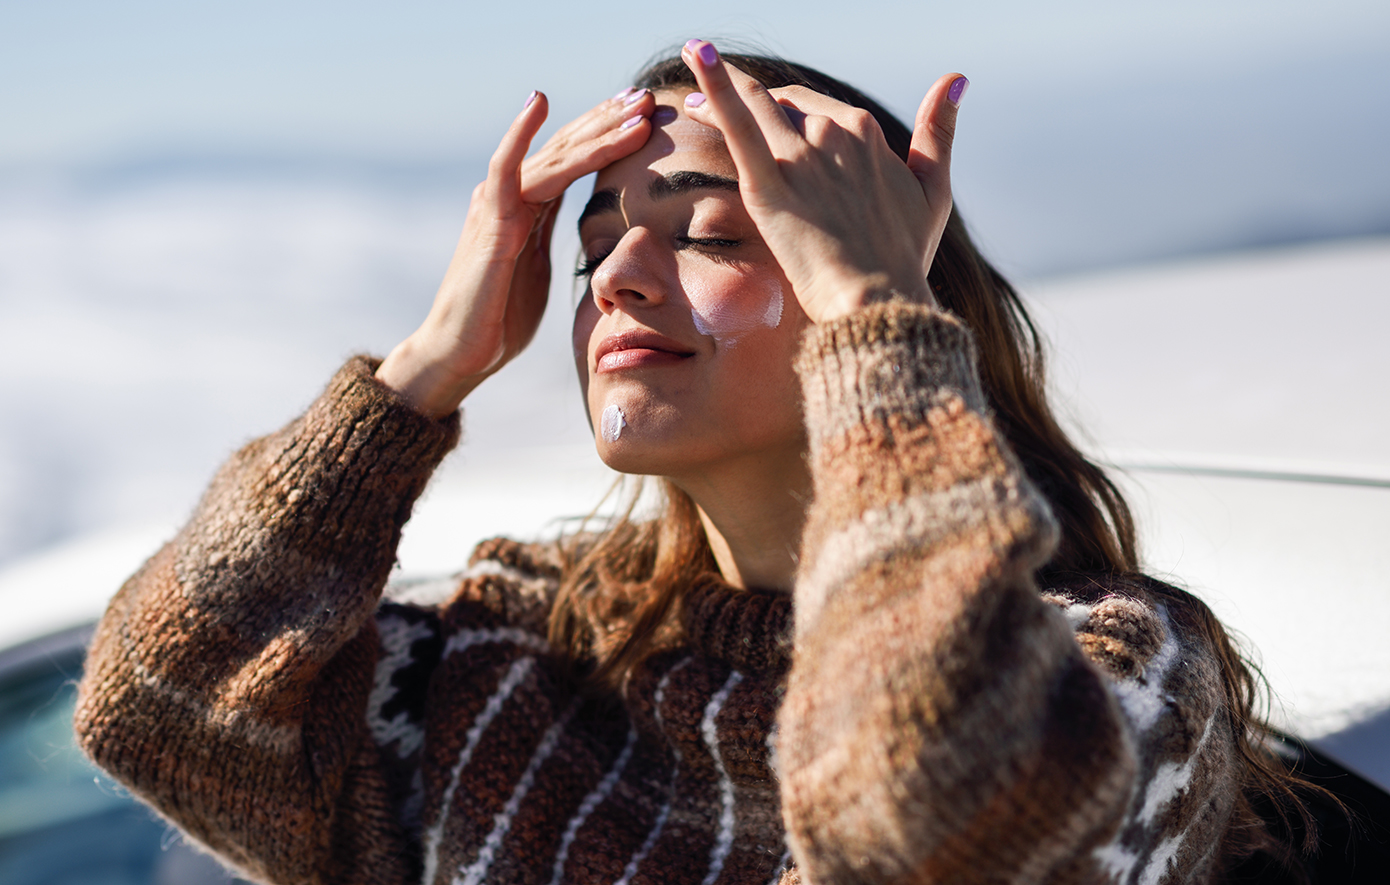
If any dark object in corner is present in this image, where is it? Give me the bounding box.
[1227,732,1390,883]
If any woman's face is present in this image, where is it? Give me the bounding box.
[572,91,811,482]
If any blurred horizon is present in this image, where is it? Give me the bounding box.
[5,0,1389,279]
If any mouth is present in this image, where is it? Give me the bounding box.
[595,330,696,373]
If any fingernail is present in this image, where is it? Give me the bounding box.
[623,88,647,106]
[684,38,704,53]
[947,76,969,107]
[612,86,636,102]
[698,42,719,67]
[619,115,643,130]
[684,92,706,108]
[524,90,538,109]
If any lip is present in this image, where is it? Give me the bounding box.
[595,330,695,373]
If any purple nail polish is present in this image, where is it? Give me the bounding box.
[947,76,969,107]
[620,115,643,130]
[612,86,636,102]
[697,42,719,67]
[684,92,706,108]
[685,39,703,52]
[623,88,647,106]
[524,90,538,109]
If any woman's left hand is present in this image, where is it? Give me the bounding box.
[679,40,965,324]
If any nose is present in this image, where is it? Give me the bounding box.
[589,229,669,316]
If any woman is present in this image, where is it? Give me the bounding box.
[75,41,1308,884]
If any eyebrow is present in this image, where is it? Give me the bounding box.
[577,171,740,230]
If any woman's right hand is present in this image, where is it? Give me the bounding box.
[376,88,656,417]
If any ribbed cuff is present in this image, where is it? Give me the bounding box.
[183,355,464,593]
[318,354,463,462]
[276,355,462,536]
[795,303,987,453]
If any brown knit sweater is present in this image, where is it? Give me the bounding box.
[75,303,1236,885]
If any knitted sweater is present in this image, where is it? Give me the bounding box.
[75,303,1237,885]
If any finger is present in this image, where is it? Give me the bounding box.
[679,40,794,190]
[768,86,892,147]
[907,73,967,198]
[767,85,850,121]
[488,90,551,208]
[547,86,655,147]
[519,91,655,205]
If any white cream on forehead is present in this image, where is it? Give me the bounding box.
[600,404,627,442]
[686,274,784,347]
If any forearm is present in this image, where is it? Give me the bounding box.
[780,302,1135,884]
[74,356,459,882]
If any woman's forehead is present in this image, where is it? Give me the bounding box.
[593,94,734,190]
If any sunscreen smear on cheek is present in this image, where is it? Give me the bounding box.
[600,404,627,442]
[686,275,784,347]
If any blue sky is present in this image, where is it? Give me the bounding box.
[5,0,1388,276]
[3,0,1385,165]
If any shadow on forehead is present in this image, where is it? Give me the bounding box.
[577,99,737,229]
[640,97,727,159]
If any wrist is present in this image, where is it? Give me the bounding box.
[375,335,481,418]
[805,272,936,323]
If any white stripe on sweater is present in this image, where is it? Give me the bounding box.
[1137,830,1185,885]
[546,726,640,885]
[795,479,1018,632]
[613,656,693,885]
[455,698,582,885]
[701,670,745,885]
[443,625,550,659]
[367,612,435,757]
[128,657,298,752]
[461,558,558,598]
[422,656,535,885]
[1109,604,1180,734]
[1139,713,1216,825]
[1092,839,1140,883]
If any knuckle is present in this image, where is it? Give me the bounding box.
[930,118,957,149]
[803,115,834,140]
[846,108,876,134]
[735,76,769,100]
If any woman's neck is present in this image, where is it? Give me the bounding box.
[672,449,811,593]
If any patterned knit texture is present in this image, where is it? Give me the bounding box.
[75,305,1235,885]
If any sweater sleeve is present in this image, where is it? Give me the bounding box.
[778,303,1234,885]
[74,356,461,885]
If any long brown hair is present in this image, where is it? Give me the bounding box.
[547,49,1327,875]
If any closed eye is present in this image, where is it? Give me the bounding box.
[574,250,613,279]
[575,237,742,279]
[677,236,741,251]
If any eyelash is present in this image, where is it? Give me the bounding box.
[574,237,742,279]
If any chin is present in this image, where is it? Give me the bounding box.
[594,437,677,479]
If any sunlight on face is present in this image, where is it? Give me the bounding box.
[572,92,810,483]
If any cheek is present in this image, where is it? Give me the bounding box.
[572,296,599,400]
[681,262,785,346]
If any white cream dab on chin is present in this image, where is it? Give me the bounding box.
[601,404,627,443]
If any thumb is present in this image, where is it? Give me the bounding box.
[908,73,967,198]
